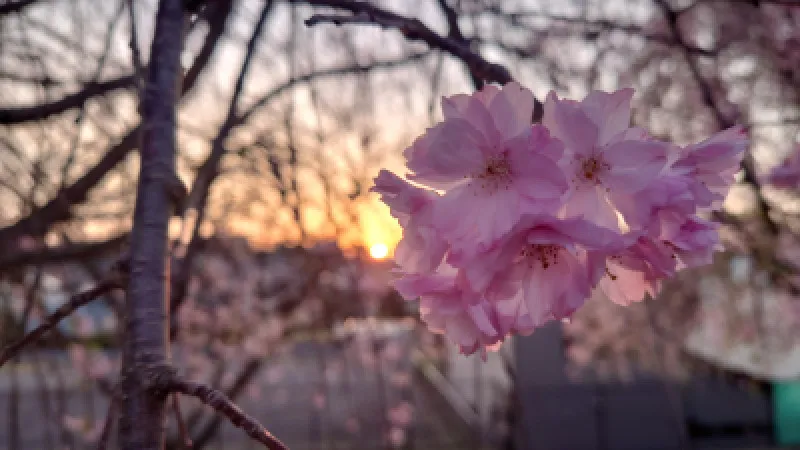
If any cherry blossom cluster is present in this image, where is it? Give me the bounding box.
[372,82,748,357]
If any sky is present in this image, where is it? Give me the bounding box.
[3,0,797,259]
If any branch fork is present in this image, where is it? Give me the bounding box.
[145,364,288,450]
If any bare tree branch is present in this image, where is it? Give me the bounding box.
[95,390,119,450]
[187,359,262,449]
[117,0,185,446]
[169,0,275,316]
[487,6,717,56]
[300,0,532,111]
[167,373,288,450]
[168,52,430,316]
[0,76,135,125]
[0,0,39,16]
[0,129,140,246]
[0,278,120,368]
[172,393,193,449]
[127,0,145,80]
[435,0,483,89]
[654,0,781,235]
[181,0,233,97]
[0,0,233,249]
[0,234,127,273]
[60,1,128,192]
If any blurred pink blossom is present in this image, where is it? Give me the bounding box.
[388,427,407,448]
[765,145,800,189]
[387,401,414,427]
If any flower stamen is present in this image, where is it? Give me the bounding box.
[472,154,512,193]
[572,153,611,188]
[521,244,561,269]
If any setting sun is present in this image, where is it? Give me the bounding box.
[369,243,389,260]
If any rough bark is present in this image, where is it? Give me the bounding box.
[118,0,184,448]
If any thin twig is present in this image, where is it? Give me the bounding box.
[169,0,275,321]
[0,0,39,15]
[0,2,231,250]
[60,1,126,193]
[169,50,430,317]
[127,0,144,77]
[654,0,781,235]
[487,6,716,56]
[302,2,511,83]
[172,393,193,449]
[300,0,533,113]
[95,391,119,450]
[0,279,120,368]
[166,373,288,450]
[435,0,483,89]
[0,76,136,124]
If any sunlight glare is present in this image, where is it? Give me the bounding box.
[369,243,389,260]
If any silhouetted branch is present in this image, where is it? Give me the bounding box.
[238,51,430,125]
[0,70,62,86]
[182,0,233,97]
[302,1,511,84]
[0,130,140,246]
[488,6,716,56]
[117,0,184,445]
[0,278,121,368]
[435,0,483,88]
[169,50,430,314]
[127,0,145,87]
[60,1,127,192]
[300,0,532,110]
[187,359,263,449]
[0,76,135,125]
[172,393,193,449]
[654,0,781,235]
[0,0,39,15]
[95,390,119,450]
[0,234,127,276]
[169,0,275,315]
[166,372,288,450]
[0,2,232,248]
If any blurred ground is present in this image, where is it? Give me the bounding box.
[0,341,508,450]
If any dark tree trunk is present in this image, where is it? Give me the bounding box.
[118,0,184,448]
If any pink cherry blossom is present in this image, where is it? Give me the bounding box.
[766,145,800,189]
[394,268,504,356]
[600,217,720,305]
[613,174,696,236]
[376,83,745,356]
[599,235,677,305]
[596,127,745,304]
[458,215,623,328]
[665,217,721,269]
[543,89,669,229]
[671,125,748,210]
[387,401,414,427]
[404,82,567,248]
[371,170,446,272]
